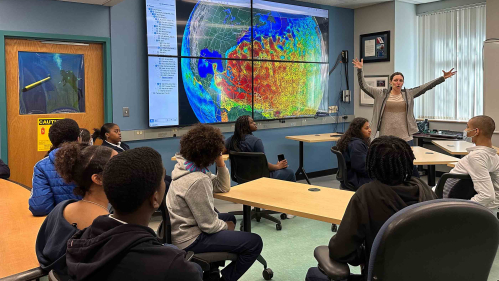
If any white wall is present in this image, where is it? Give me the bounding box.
[353,1,395,121]
[394,1,417,89]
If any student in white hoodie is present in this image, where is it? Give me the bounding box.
[443,115,499,211]
[167,124,263,281]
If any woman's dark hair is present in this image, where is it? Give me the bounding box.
[180,124,225,169]
[366,136,415,186]
[79,128,91,144]
[55,142,115,197]
[47,118,80,155]
[92,123,117,142]
[103,147,164,214]
[229,115,252,152]
[336,117,370,152]
[390,72,405,82]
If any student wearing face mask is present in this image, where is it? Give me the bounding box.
[442,115,499,211]
[353,58,456,143]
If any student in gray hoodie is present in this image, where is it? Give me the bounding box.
[167,124,263,281]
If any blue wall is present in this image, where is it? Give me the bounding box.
[0,0,109,37]
[111,0,355,175]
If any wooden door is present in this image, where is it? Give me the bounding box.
[5,39,104,187]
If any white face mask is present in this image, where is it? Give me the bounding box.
[463,128,477,143]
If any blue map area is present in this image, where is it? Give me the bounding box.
[198,49,224,78]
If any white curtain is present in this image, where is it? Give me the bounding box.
[415,4,485,121]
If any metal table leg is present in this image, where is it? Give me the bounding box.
[428,165,436,186]
[294,141,311,184]
[242,205,251,233]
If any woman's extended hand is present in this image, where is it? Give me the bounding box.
[352,58,363,69]
[443,68,457,79]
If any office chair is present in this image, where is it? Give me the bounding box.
[313,199,499,281]
[329,147,355,232]
[228,151,284,231]
[0,267,47,281]
[330,147,356,192]
[434,173,473,199]
[157,199,273,281]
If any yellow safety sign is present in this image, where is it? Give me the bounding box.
[37,118,63,151]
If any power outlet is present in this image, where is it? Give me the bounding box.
[123,107,130,117]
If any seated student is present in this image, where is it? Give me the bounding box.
[78,128,93,145]
[225,115,296,182]
[335,117,371,190]
[66,147,202,281]
[29,118,81,216]
[92,123,129,153]
[0,158,10,179]
[168,124,263,281]
[306,136,437,281]
[443,115,499,210]
[36,143,116,281]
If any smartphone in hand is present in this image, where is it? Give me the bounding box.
[278,154,285,162]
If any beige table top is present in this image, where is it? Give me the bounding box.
[214,178,353,225]
[285,133,342,143]
[0,180,45,278]
[412,146,460,165]
[447,162,457,168]
[171,154,229,161]
[431,140,499,156]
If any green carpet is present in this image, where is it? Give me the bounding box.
[234,215,361,281]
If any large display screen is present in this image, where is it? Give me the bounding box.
[146,0,329,127]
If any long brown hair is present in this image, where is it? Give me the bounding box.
[336,117,370,152]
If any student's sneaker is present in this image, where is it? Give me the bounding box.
[286,214,295,219]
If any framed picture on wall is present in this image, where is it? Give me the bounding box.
[360,31,390,63]
[360,75,389,106]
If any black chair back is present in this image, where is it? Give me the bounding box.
[158,198,172,244]
[368,199,499,281]
[229,151,270,184]
[434,173,473,198]
[331,147,355,191]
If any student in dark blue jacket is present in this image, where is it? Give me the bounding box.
[36,143,116,281]
[92,123,130,153]
[225,115,296,182]
[335,117,372,191]
[29,119,81,216]
[0,159,10,179]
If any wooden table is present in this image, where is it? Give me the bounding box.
[171,154,229,161]
[431,140,499,156]
[214,178,354,232]
[448,162,457,168]
[285,133,342,184]
[0,180,45,278]
[412,146,460,186]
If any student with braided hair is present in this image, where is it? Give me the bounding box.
[306,136,437,281]
[35,143,116,281]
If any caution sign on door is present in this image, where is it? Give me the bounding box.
[38,118,63,151]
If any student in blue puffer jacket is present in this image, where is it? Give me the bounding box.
[29,119,81,216]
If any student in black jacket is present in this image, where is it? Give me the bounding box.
[66,147,202,281]
[92,123,130,153]
[335,117,372,190]
[306,136,437,281]
[0,159,10,179]
[35,143,116,281]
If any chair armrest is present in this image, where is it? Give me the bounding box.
[0,267,47,281]
[314,246,350,280]
[435,173,472,198]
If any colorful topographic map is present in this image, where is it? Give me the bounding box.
[181,1,327,123]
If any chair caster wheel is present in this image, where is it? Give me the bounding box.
[263,268,273,280]
[276,224,282,231]
[280,213,287,220]
[331,224,338,232]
